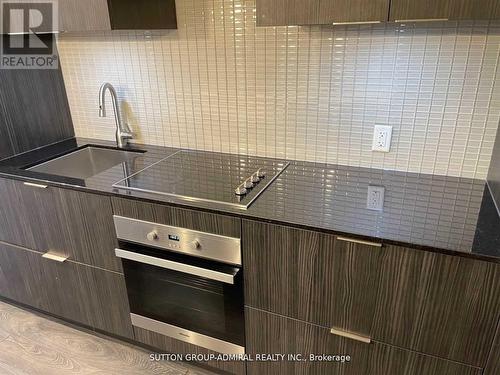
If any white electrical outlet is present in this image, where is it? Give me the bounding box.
[367,186,385,211]
[372,125,393,152]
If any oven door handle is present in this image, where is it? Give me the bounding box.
[115,248,239,284]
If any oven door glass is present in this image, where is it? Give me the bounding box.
[118,244,245,346]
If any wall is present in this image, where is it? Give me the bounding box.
[0,35,74,160]
[57,0,500,179]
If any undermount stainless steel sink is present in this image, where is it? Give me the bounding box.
[27,146,143,179]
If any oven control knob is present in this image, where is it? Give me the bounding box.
[257,169,266,178]
[190,240,201,250]
[250,173,260,183]
[147,231,159,241]
[243,179,253,189]
[235,186,247,195]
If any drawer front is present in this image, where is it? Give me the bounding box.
[133,326,245,375]
[373,245,500,367]
[0,178,121,272]
[243,220,381,337]
[246,307,482,375]
[0,241,45,309]
[112,197,241,238]
[244,220,500,367]
[0,178,38,249]
[0,241,133,339]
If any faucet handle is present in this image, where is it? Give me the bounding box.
[120,131,133,140]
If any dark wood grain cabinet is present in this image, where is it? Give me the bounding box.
[243,220,500,367]
[1,0,177,33]
[59,0,111,32]
[389,0,500,21]
[0,242,45,310]
[0,53,74,157]
[0,178,121,272]
[256,0,390,26]
[0,178,39,250]
[256,0,500,25]
[243,220,380,337]
[373,244,500,367]
[484,322,500,375]
[246,307,482,375]
[0,241,133,339]
[107,0,177,30]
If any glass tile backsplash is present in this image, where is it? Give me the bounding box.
[57,0,500,179]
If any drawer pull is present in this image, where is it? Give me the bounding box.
[336,236,382,247]
[330,328,371,344]
[332,21,381,25]
[42,252,69,263]
[394,18,448,23]
[23,182,48,189]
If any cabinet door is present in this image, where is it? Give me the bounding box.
[246,307,482,375]
[389,0,500,21]
[59,0,111,32]
[373,245,500,367]
[107,0,177,30]
[256,0,390,26]
[243,220,381,337]
[0,179,121,272]
[244,221,500,367]
[0,241,133,339]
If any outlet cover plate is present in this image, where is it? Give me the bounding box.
[367,185,385,211]
[372,125,393,152]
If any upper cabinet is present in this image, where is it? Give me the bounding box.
[1,0,177,34]
[256,0,390,26]
[256,0,500,26]
[107,0,177,30]
[59,0,111,32]
[389,0,500,21]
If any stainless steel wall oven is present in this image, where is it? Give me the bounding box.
[113,216,245,355]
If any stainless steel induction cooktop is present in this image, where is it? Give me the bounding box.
[113,150,290,210]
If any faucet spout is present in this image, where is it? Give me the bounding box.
[98,82,133,148]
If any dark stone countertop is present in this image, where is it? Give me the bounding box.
[1,137,499,263]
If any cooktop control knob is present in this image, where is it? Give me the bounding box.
[243,179,253,189]
[257,169,266,178]
[147,230,159,241]
[190,240,201,250]
[235,186,247,195]
[250,173,260,183]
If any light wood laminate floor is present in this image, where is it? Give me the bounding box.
[0,301,217,375]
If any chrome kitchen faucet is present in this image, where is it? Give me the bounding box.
[98,82,133,148]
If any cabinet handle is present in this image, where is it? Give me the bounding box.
[330,328,371,344]
[336,236,382,247]
[42,252,69,263]
[332,21,381,25]
[23,182,48,189]
[394,18,448,23]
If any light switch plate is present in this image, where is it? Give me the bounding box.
[367,185,385,211]
[372,125,392,152]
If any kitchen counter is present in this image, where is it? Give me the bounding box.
[1,137,499,262]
